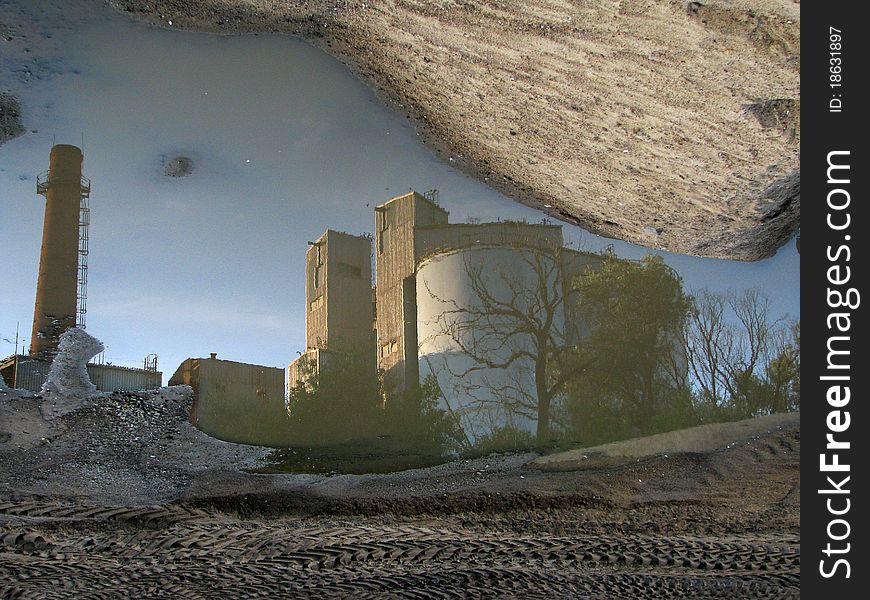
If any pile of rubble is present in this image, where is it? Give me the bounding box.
[1,330,269,504]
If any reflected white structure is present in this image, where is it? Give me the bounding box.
[416,245,599,442]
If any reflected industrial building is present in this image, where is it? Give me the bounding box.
[289,190,604,441]
[2,145,161,393]
[4,156,682,448]
[287,229,376,387]
[168,354,287,446]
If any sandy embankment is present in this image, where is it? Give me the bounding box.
[533,411,800,470]
[2,381,798,511]
[108,0,799,261]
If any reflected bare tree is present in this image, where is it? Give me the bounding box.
[419,245,798,451]
[687,289,799,419]
[420,246,586,443]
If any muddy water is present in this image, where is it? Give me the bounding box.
[0,0,798,462]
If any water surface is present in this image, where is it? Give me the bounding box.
[0,0,798,383]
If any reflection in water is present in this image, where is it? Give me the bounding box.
[262,191,799,470]
[0,1,800,472]
[257,446,448,476]
[1,0,798,384]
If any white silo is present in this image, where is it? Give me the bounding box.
[416,245,568,443]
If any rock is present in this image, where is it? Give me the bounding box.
[163,155,194,177]
[40,328,104,420]
[0,93,25,146]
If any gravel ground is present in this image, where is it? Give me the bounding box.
[1,386,800,597]
[106,0,799,260]
[0,387,269,505]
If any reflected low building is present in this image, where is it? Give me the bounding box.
[287,347,342,392]
[169,353,288,447]
[0,354,162,394]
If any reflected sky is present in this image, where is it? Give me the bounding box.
[0,0,798,380]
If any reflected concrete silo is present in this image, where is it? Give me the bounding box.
[416,245,568,442]
[29,144,90,359]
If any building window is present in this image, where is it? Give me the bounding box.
[380,339,399,358]
[336,262,362,278]
[378,210,390,254]
[313,245,323,288]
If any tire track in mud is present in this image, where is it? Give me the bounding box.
[0,501,799,598]
[0,501,211,525]
[1,560,800,599]
[1,524,801,571]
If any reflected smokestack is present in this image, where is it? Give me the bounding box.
[30,144,86,359]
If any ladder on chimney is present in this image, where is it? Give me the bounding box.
[77,191,89,329]
[35,171,91,329]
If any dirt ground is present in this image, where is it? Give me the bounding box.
[107,0,800,261]
[1,387,799,597]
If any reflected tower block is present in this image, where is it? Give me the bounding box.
[305,229,374,353]
[290,230,375,389]
[29,144,90,359]
[374,191,448,389]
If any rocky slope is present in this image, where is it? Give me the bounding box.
[107,0,799,260]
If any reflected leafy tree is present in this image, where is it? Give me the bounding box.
[563,253,694,444]
[381,375,465,457]
[761,320,800,414]
[285,349,461,457]
[286,347,383,446]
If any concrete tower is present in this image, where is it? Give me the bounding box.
[305,229,374,353]
[288,230,375,388]
[374,191,448,389]
[29,144,89,359]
